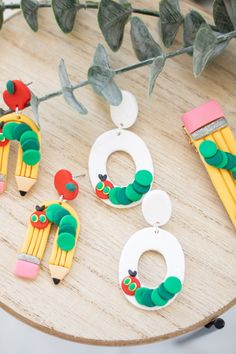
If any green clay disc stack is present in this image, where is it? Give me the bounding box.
[45,204,78,251]
[199,140,236,179]
[2,122,41,166]
[134,276,182,308]
[108,169,153,205]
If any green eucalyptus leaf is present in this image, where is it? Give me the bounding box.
[193,24,229,77]
[88,65,122,105]
[93,43,110,68]
[0,1,3,31]
[98,0,132,51]
[183,10,206,47]
[232,0,236,17]
[213,0,234,33]
[59,59,88,114]
[130,17,162,61]
[30,92,40,128]
[148,55,166,96]
[21,0,39,31]
[159,0,183,48]
[52,0,77,33]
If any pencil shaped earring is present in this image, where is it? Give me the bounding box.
[0,80,41,196]
[14,169,80,285]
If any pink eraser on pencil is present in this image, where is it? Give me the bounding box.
[181,100,224,134]
[14,260,39,279]
[0,181,4,194]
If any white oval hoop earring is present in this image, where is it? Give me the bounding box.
[88,91,154,208]
[119,190,185,310]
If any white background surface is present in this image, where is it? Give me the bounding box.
[1,0,235,353]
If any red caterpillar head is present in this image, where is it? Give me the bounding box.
[95,174,114,199]
[121,270,141,296]
[30,206,49,229]
[0,123,9,147]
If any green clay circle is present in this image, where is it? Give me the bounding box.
[20,130,38,144]
[116,187,132,205]
[14,123,31,141]
[103,186,111,195]
[45,204,62,223]
[31,214,38,222]
[199,140,217,158]
[225,153,236,170]
[23,149,41,166]
[59,224,76,236]
[128,282,137,292]
[158,283,174,301]
[108,187,120,205]
[39,214,47,223]
[163,276,182,295]
[96,181,104,191]
[0,133,5,141]
[123,277,131,285]
[125,184,142,202]
[2,122,18,140]
[59,215,77,229]
[133,181,150,194]
[151,289,168,306]
[204,150,224,167]
[22,138,40,152]
[215,151,228,168]
[57,233,76,251]
[135,287,155,307]
[135,170,153,187]
[54,208,70,226]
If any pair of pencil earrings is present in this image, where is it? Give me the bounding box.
[0,81,185,311]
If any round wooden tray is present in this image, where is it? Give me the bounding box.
[0,0,235,346]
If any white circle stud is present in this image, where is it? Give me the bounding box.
[142,190,172,226]
[110,90,138,129]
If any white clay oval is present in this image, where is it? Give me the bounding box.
[88,129,154,208]
[142,190,172,226]
[110,90,138,129]
[119,227,185,310]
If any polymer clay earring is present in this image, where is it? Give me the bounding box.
[89,91,154,208]
[119,190,185,310]
[0,80,41,196]
[182,100,236,228]
[14,169,80,285]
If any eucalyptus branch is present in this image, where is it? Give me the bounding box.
[1,28,236,119]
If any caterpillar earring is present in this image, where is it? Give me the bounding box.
[14,169,80,285]
[119,190,185,310]
[0,80,41,196]
[89,91,154,208]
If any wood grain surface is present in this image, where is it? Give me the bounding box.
[0,0,235,346]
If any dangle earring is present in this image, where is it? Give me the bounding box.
[0,80,41,195]
[89,91,154,208]
[119,190,185,310]
[14,169,80,285]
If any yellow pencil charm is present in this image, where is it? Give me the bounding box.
[182,100,236,228]
[0,80,41,196]
[14,169,80,285]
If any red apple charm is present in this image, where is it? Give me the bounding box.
[54,169,79,200]
[3,80,31,110]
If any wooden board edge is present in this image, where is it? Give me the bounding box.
[1,297,236,346]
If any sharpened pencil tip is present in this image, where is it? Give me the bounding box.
[19,190,27,196]
[53,278,60,285]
